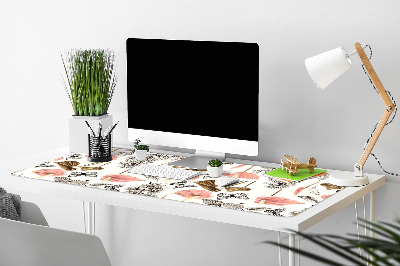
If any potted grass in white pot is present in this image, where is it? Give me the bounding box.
[61,49,118,153]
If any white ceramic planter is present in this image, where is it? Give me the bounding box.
[135,150,148,161]
[69,114,113,153]
[207,165,223,177]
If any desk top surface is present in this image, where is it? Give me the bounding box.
[0,146,385,232]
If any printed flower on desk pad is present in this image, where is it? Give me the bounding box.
[32,169,66,178]
[222,172,259,180]
[294,187,306,196]
[173,189,213,201]
[101,174,144,182]
[254,196,304,206]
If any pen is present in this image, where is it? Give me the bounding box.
[85,120,95,136]
[103,126,112,138]
[105,121,119,138]
[88,128,94,137]
[98,123,102,138]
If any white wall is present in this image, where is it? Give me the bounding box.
[2,0,400,265]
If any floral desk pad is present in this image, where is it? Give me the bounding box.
[12,148,344,217]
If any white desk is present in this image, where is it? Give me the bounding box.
[0,146,385,266]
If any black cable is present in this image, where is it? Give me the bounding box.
[361,45,399,176]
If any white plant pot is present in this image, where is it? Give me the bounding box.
[69,114,113,153]
[207,165,223,177]
[135,150,148,161]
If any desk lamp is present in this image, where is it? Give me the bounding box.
[305,42,395,186]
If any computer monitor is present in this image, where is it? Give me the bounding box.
[126,38,259,169]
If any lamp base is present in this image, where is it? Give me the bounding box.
[328,172,369,187]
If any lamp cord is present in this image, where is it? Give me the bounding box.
[362,45,399,176]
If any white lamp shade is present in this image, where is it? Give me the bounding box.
[305,47,352,89]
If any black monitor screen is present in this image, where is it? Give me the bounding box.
[126,38,259,142]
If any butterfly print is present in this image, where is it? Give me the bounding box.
[320,183,344,190]
[79,166,104,171]
[194,180,221,192]
[225,186,251,192]
[55,161,80,171]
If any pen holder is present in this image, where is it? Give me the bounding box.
[88,134,112,162]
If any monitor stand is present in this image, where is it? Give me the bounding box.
[168,150,225,170]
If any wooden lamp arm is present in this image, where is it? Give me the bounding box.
[355,43,395,111]
[354,42,394,175]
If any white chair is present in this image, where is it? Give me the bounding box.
[0,200,111,266]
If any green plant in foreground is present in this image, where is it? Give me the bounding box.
[134,138,149,151]
[61,49,118,116]
[208,159,223,167]
[264,218,400,266]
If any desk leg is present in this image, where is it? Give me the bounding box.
[83,201,95,235]
[297,234,300,266]
[370,190,375,238]
[289,233,295,266]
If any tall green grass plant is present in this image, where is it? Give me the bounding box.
[61,49,118,116]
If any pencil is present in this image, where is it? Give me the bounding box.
[105,121,119,138]
[98,123,102,138]
[85,120,95,136]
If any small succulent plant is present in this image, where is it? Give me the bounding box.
[134,138,149,151]
[208,159,223,167]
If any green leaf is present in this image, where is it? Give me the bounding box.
[263,219,400,266]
